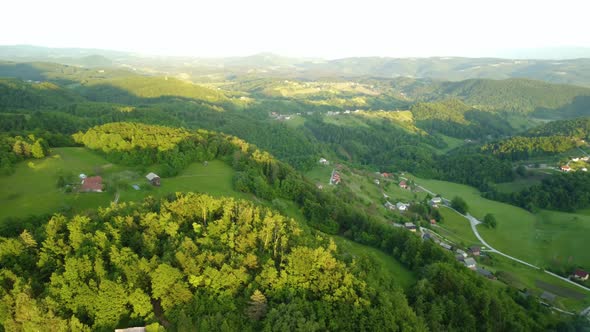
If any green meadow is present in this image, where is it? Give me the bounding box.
[407,175,590,272]
[0,148,241,222]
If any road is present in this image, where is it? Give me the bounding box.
[405,177,590,297]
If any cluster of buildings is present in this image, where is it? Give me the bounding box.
[560,156,590,172]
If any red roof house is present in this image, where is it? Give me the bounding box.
[399,180,408,189]
[80,176,103,192]
[561,165,571,172]
[574,269,589,281]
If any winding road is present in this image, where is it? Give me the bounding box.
[403,176,590,316]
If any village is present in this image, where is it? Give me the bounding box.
[313,156,590,304]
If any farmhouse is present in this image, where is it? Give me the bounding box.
[374,179,380,185]
[396,202,409,211]
[430,219,437,225]
[463,257,477,270]
[456,249,467,258]
[431,197,442,204]
[319,158,330,165]
[384,201,395,210]
[80,176,103,193]
[399,180,408,189]
[469,246,481,256]
[404,222,417,232]
[560,165,571,172]
[573,269,589,281]
[146,172,161,186]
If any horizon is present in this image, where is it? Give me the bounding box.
[2,0,590,59]
[3,44,590,61]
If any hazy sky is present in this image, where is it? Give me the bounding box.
[2,0,590,58]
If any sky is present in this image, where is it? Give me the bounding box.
[2,0,590,59]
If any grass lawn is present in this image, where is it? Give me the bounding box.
[333,236,416,289]
[304,165,334,185]
[117,160,243,203]
[0,148,243,222]
[407,175,590,272]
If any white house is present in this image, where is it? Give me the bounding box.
[396,202,409,211]
[319,158,330,165]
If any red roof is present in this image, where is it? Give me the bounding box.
[574,269,588,278]
[81,176,103,191]
[399,180,407,186]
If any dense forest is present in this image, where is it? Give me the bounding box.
[0,193,564,331]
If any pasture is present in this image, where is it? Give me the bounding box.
[0,148,241,222]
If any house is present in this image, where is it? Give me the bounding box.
[381,172,392,178]
[80,176,103,192]
[330,171,341,185]
[573,269,589,281]
[374,179,380,185]
[439,242,452,251]
[384,201,395,210]
[79,173,87,180]
[582,156,589,161]
[561,165,572,172]
[469,246,481,257]
[404,222,417,232]
[396,202,409,211]
[431,197,442,204]
[464,257,477,270]
[399,180,408,189]
[319,158,330,165]
[476,267,496,280]
[455,254,465,262]
[146,172,161,186]
[430,219,437,225]
[572,158,580,162]
[456,249,467,258]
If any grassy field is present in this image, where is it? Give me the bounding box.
[407,175,590,272]
[304,165,334,185]
[0,147,117,220]
[493,177,543,193]
[333,236,416,289]
[478,253,590,311]
[433,207,482,248]
[117,160,242,203]
[0,148,242,222]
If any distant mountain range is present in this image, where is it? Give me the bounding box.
[2,45,590,86]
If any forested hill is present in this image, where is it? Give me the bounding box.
[0,193,555,331]
[75,76,232,105]
[435,78,590,114]
[0,78,83,109]
[481,117,590,160]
